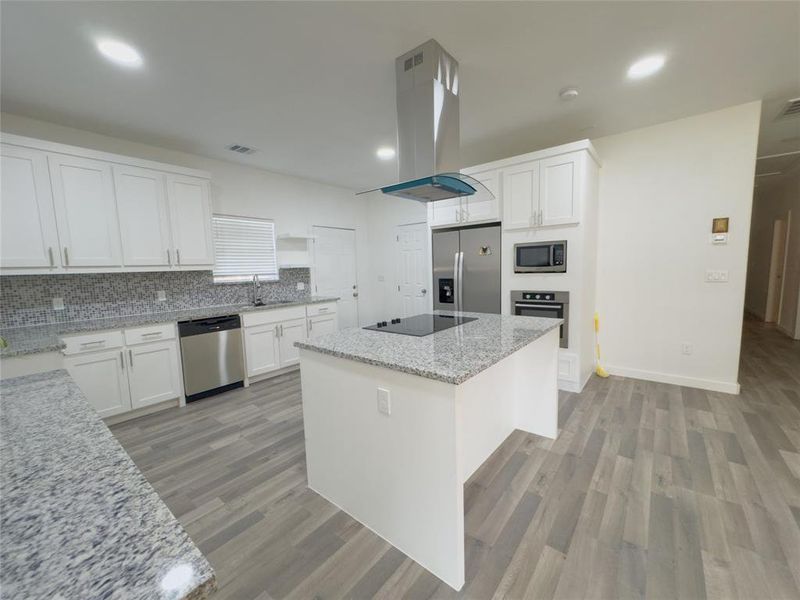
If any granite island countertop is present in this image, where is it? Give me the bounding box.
[0,296,338,357]
[0,369,216,599]
[294,311,563,385]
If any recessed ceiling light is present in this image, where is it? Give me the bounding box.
[627,54,665,80]
[559,87,579,101]
[376,147,396,160]
[96,37,143,68]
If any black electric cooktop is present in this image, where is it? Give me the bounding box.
[363,313,477,337]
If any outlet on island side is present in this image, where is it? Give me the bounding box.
[156,290,166,302]
[377,388,391,416]
[681,343,694,356]
[52,297,65,311]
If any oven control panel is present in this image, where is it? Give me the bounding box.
[521,292,557,301]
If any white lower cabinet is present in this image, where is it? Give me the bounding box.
[64,349,131,418]
[244,324,281,377]
[63,325,182,419]
[307,313,337,339]
[127,340,182,409]
[278,318,306,368]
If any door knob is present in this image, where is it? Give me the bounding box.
[421,289,427,295]
[353,292,359,297]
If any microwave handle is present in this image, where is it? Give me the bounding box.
[550,245,555,266]
[515,302,560,309]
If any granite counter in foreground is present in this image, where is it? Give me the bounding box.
[294,311,563,385]
[0,370,215,600]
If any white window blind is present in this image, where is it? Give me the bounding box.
[212,215,278,283]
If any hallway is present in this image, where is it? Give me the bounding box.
[112,317,800,599]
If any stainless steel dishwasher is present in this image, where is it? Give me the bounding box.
[178,315,244,402]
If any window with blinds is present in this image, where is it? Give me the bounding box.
[212,215,279,283]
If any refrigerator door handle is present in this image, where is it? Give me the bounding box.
[453,251,460,311]
[457,251,465,312]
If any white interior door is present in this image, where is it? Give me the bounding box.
[395,223,430,317]
[312,226,359,328]
[766,218,788,323]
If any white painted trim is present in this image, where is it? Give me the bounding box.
[558,367,593,393]
[0,132,211,179]
[605,364,740,395]
[462,139,601,174]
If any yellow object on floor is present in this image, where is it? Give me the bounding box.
[593,312,610,378]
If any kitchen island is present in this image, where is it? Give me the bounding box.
[0,370,215,599]
[295,311,562,590]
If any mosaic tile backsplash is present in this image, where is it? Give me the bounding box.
[0,269,311,328]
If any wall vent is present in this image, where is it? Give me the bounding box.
[226,144,256,154]
[777,98,800,120]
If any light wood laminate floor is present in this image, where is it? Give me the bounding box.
[112,318,800,599]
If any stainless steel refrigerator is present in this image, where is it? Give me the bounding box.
[433,223,501,313]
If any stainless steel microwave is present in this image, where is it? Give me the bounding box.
[513,240,567,273]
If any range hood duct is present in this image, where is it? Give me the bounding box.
[360,39,492,203]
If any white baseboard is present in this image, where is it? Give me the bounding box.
[605,364,740,395]
[558,368,592,394]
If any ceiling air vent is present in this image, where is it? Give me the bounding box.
[226,144,256,155]
[777,98,800,120]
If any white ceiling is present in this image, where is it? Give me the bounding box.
[1,1,798,190]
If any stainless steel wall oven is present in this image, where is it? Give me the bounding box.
[511,290,569,348]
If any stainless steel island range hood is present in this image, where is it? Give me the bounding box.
[360,39,492,203]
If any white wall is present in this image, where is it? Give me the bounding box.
[1,112,374,324]
[593,101,761,393]
[745,172,800,337]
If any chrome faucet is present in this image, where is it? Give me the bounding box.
[252,274,263,306]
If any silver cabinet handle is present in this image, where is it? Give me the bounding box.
[142,332,162,338]
[176,249,181,265]
[308,319,313,331]
[48,247,54,267]
[64,247,70,266]
[318,307,329,312]
[129,349,134,367]
[280,324,284,337]
[166,249,171,265]
[120,351,124,371]
[80,340,105,348]
[274,324,279,337]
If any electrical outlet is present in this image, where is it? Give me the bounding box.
[681,343,693,355]
[296,282,305,291]
[377,275,385,282]
[156,290,166,302]
[52,297,65,311]
[705,269,729,283]
[377,388,391,416]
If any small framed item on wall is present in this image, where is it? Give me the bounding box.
[712,217,729,244]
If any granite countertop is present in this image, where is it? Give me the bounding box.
[295,311,563,385]
[0,296,338,357]
[0,370,215,599]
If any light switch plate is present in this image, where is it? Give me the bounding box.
[156,290,167,301]
[377,388,391,416]
[297,282,305,291]
[52,297,65,311]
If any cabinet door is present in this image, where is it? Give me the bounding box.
[167,175,214,267]
[127,340,181,409]
[49,154,122,267]
[278,318,307,368]
[113,166,172,267]
[308,314,338,339]
[428,197,463,228]
[244,323,280,377]
[539,153,581,227]
[464,170,500,223]
[502,161,539,230]
[0,145,61,269]
[65,349,131,418]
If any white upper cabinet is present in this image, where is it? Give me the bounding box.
[49,154,122,267]
[428,196,463,228]
[113,165,172,267]
[167,175,214,267]
[0,134,214,275]
[0,144,60,269]
[463,169,501,223]
[539,152,581,227]
[502,162,540,230]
